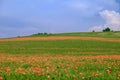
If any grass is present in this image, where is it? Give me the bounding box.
[0,40,120,55]
[0,32,120,80]
[29,31,120,38]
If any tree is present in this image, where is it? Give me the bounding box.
[92,30,95,32]
[103,27,111,32]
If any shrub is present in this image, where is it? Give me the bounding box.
[103,27,111,32]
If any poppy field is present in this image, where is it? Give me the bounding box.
[0,36,120,80]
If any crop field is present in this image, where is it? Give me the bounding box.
[0,35,120,80]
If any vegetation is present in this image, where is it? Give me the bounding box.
[29,31,120,38]
[103,27,111,32]
[0,32,120,80]
[0,55,120,80]
[0,40,120,55]
[31,32,52,36]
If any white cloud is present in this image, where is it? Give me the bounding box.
[91,10,120,32]
[100,10,120,25]
[66,0,119,17]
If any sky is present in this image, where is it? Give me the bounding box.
[0,0,120,38]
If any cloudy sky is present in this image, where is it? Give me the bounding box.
[0,0,120,38]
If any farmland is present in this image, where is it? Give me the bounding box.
[30,31,120,38]
[0,32,120,80]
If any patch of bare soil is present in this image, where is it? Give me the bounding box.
[0,36,120,42]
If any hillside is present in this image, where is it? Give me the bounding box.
[0,31,120,55]
[0,31,120,80]
[29,31,120,38]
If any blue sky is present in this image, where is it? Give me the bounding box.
[0,0,120,38]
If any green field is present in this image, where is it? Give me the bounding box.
[30,31,120,38]
[0,32,120,80]
[0,40,120,55]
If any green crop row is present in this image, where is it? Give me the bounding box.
[0,40,120,55]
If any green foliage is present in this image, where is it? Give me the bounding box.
[103,27,111,32]
[31,32,52,36]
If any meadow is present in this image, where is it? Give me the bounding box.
[31,31,120,38]
[0,32,120,80]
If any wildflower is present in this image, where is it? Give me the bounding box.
[95,73,99,76]
[37,72,40,76]
[35,67,41,71]
[66,74,69,77]
[46,70,50,74]
[41,68,44,72]
[91,72,95,76]
[118,72,120,77]
[31,57,36,61]
[79,72,83,76]
[72,75,76,78]
[73,66,77,69]
[64,69,67,73]
[5,68,11,74]
[47,75,50,79]
[42,71,44,76]
[0,76,3,80]
[82,76,85,79]
[13,64,16,66]
[15,67,25,74]
[106,69,111,74]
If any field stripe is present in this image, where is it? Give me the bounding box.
[0,36,120,42]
